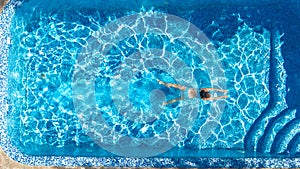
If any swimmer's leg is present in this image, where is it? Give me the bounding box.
[162,97,184,106]
[157,79,186,91]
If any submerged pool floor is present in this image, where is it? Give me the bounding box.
[5,4,288,157]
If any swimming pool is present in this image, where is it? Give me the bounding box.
[0,0,300,167]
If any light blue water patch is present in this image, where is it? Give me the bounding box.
[213,24,271,148]
[184,18,271,149]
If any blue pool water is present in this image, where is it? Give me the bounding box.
[0,0,300,167]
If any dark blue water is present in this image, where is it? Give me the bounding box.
[5,0,300,157]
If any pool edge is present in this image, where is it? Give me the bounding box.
[0,0,300,168]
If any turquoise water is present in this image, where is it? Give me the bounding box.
[6,2,287,157]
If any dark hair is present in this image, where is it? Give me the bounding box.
[200,90,211,99]
[205,92,211,98]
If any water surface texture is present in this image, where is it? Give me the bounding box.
[2,0,298,164]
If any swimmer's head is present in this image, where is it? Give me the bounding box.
[205,92,211,98]
[200,90,211,99]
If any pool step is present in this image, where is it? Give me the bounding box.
[286,132,300,155]
[257,108,296,153]
[270,116,300,154]
[244,27,288,154]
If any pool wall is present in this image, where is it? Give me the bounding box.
[0,0,300,167]
[283,0,300,109]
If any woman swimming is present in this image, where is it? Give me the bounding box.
[156,79,228,105]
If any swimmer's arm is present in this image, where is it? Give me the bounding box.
[202,88,228,93]
[203,95,228,101]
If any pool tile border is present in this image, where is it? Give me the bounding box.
[0,0,300,168]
